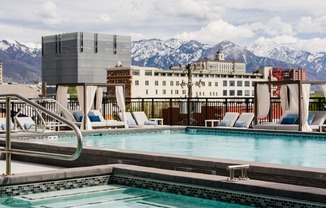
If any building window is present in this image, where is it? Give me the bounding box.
[237,90,242,96]
[230,90,235,96]
[237,81,242,86]
[176,81,180,86]
[223,90,227,96]
[245,90,250,96]
[146,89,148,95]
[162,81,166,86]
[132,70,140,75]
[215,82,218,86]
[94,33,98,53]
[135,80,139,85]
[80,32,83,52]
[208,82,212,86]
[163,89,166,95]
[145,70,152,76]
[175,90,179,94]
[229,81,235,86]
[182,90,186,95]
[245,81,250,87]
[156,89,158,95]
[171,90,173,94]
[170,81,174,86]
[155,81,158,86]
[223,80,227,86]
[145,80,149,85]
[113,35,117,54]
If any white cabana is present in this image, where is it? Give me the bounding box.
[56,83,126,130]
[254,80,326,132]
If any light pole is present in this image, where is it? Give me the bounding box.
[180,64,203,125]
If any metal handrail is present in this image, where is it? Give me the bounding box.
[0,94,83,175]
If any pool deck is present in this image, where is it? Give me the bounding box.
[2,126,326,207]
[0,159,63,175]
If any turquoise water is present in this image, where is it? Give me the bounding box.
[0,184,249,207]
[57,130,326,168]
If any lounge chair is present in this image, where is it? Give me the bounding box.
[68,110,125,129]
[118,112,138,128]
[132,111,162,126]
[233,112,255,128]
[0,117,15,132]
[88,110,125,128]
[15,116,40,131]
[216,112,240,127]
[253,111,326,132]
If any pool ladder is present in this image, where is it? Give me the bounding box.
[0,94,83,176]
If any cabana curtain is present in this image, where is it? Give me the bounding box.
[77,86,97,130]
[116,86,128,128]
[95,87,103,112]
[301,84,312,132]
[56,86,68,114]
[287,84,299,112]
[256,84,270,118]
[280,85,289,112]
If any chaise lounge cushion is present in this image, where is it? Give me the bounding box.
[219,120,230,126]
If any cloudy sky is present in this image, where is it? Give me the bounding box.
[1,0,326,52]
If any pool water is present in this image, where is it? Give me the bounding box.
[56,130,326,168]
[0,184,249,208]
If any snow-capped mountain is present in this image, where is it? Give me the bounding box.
[248,42,325,78]
[0,38,324,83]
[0,40,41,83]
[132,39,300,74]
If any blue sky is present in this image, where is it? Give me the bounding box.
[0,0,326,52]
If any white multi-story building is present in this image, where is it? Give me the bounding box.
[107,65,270,99]
[189,51,246,73]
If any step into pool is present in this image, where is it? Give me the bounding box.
[0,184,248,208]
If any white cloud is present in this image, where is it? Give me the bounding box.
[154,0,223,21]
[254,35,326,53]
[174,19,254,44]
[100,14,111,23]
[36,1,61,25]
[248,16,294,36]
[298,15,326,34]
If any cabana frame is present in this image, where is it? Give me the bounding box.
[56,83,125,130]
[254,80,326,131]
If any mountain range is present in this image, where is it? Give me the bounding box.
[0,38,325,83]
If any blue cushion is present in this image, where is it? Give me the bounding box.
[24,123,34,130]
[234,120,246,127]
[219,120,230,126]
[127,119,136,126]
[88,111,95,116]
[89,115,101,122]
[281,117,296,124]
[308,114,316,125]
[294,114,316,125]
[144,120,157,125]
[73,111,83,122]
[1,122,14,130]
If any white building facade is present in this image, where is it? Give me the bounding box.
[107,65,270,98]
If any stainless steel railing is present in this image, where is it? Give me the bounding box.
[0,94,83,175]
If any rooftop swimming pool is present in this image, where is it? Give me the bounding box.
[50,128,326,169]
[0,184,248,208]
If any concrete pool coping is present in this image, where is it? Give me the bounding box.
[0,163,325,206]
